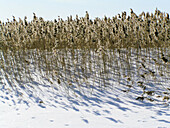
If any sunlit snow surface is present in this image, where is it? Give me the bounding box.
[0,48,169,128]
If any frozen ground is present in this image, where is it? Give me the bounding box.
[0,48,169,128]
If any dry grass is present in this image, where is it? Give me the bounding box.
[0,8,169,102]
[0,8,169,50]
[0,47,169,102]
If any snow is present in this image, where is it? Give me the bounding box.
[0,48,170,128]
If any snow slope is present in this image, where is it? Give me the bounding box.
[0,48,170,128]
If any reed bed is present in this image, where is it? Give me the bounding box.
[0,8,169,50]
[0,47,169,103]
[0,9,169,103]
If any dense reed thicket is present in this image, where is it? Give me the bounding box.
[0,8,169,50]
[0,9,169,103]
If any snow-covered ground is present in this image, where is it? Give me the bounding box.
[0,48,169,128]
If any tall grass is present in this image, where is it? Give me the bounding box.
[0,9,169,102]
[0,47,169,102]
[0,8,169,50]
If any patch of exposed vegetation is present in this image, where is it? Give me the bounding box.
[0,9,169,104]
